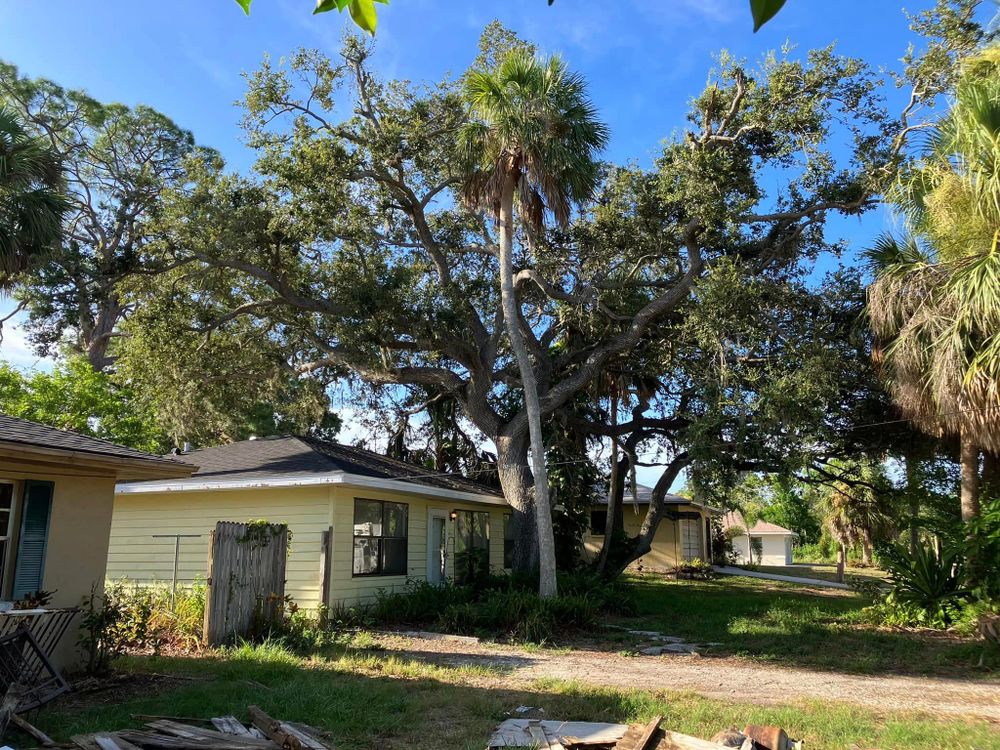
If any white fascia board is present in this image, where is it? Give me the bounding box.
[115,471,508,507]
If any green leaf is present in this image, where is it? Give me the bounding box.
[234,0,252,15]
[313,0,341,15]
[348,0,378,34]
[749,0,787,32]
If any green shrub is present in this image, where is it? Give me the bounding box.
[668,558,714,580]
[881,544,965,613]
[365,571,634,643]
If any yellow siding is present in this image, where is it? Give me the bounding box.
[0,461,118,670]
[109,486,332,607]
[326,485,507,605]
[110,484,510,609]
[582,504,711,571]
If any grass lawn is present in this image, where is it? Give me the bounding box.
[754,563,891,584]
[609,574,998,677]
[27,643,1000,750]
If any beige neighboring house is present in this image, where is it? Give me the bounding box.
[110,436,511,609]
[723,511,798,566]
[0,414,195,668]
[583,485,719,571]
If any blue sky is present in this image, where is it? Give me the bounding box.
[0,0,992,472]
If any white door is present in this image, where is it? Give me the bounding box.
[679,518,702,561]
[427,510,448,583]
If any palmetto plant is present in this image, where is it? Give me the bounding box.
[0,106,66,288]
[880,542,965,613]
[458,49,608,597]
[868,47,1000,522]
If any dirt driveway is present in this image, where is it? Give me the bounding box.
[376,633,1000,720]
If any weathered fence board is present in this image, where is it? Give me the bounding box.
[203,522,288,647]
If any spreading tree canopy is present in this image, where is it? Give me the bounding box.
[118,5,984,575]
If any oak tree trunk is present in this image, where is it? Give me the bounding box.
[498,174,558,597]
[495,433,539,573]
[596,452,628,574]
[608,456,688,578]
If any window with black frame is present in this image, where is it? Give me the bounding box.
[454,510,489,585]
[353,498,408,576]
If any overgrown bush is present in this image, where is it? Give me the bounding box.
[668,558,714,580]
[710,518,733,566]
[338,571,636,644]
[79,579,207,671]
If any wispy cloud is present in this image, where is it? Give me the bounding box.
[182,46,239,91]
[0,308,53,373]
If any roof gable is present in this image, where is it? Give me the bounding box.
[722,510,796,536]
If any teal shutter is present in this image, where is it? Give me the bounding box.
[12,481,53,600]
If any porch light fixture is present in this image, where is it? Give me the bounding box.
[449,510,458,521]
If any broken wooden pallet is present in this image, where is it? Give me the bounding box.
[61,708,334,750]
[487,716,767,750]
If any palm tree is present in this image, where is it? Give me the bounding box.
[0,106,65,288]
[459,50,608,596]
[868,47,1000,523]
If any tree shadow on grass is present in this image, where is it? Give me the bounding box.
[22,650,1000,750]
[600,575,999,679]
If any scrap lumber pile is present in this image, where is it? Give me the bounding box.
[487,715,802,750]
[64,706,334,750]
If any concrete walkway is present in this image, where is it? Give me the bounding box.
[713,565,849,589]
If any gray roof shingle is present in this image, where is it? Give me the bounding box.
[0,413,191,469]
[155,435,501,497]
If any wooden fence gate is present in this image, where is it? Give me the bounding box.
[203,521,288,647]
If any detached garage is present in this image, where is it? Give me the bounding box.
[723,511,797,566]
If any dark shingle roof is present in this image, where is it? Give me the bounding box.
[155,435,501,497]
[0,413,191,469]
[595,483,691,505]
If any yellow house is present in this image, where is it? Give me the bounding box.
[0,414,195,669]
[110,436,511,609]
[583,485,719,571]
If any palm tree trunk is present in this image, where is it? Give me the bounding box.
[860,529,873,567]
[960,431,981,523]
[983,451,1000,499]
[836,543,846,583]
[498,174,558,598]
[905,450,920,555]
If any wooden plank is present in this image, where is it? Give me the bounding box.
[94,735,123,750]
[145,720,275,748]
[489,720,626,749]
[10,712,55,745]
[249,705,303,750]
[656,730,732,750]
[528,722,550,749]
[277,722,329,750]
[118,728,275,750]
[71,734,102,750]
[107,735,146,750]
[616,716,663,750]
[213,717,252,736]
